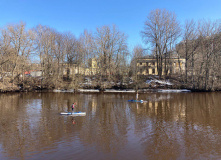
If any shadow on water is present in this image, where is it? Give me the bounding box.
[0,92,221,159]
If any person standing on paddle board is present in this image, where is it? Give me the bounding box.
[136,91,139,100]
[71,102,76,112]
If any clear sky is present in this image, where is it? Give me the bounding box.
[1,0,221,53]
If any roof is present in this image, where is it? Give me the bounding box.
[136,51,185,61]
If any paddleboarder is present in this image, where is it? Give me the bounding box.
[136,91,139,100]
[71,102,76,112]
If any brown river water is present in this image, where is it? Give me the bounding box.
[0,92,221,160]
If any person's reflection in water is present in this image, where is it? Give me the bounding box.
[72,117,76,126]
[136,103,139,109]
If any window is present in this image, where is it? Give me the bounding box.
[146,68,149,74]
[176,62,179,67]
[152,68,155,74]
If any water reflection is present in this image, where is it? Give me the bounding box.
[128,92,221,159]
[0,92,221,159]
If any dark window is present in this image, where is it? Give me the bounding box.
[146,68,149,74]
[152,68,155,74]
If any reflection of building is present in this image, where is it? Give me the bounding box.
[136,55,185,76]
[132,98,186,122]
[91,99,97,116]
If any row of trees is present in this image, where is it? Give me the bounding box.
[1,9,221,91]
[0,22,129,90]
[141,9,221,91]
[178,20,221,90]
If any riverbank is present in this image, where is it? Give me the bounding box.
[1,85,218,93]
[0,78,219,93]
[51,88,191,93]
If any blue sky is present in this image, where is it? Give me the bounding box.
[1,0,221,53]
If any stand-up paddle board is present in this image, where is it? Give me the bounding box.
[128,100,147,103]
[60,112,86,116]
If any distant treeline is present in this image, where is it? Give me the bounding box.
[0,9,221,91]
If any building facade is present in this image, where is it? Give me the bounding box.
[136,56,185,76]
[63,58,99,77]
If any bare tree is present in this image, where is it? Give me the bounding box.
[0,22,35,89]
[63,32,83,89]
[142,9,181,78]
[34,25,58,88]
[130,44,145,77]
[177,19,221,90]
[79,30,94,75]
[94,24,128,85]
[177,19,199,83]
[196,19,221,90]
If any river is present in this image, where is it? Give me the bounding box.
[0,92,221,160]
